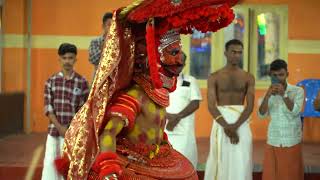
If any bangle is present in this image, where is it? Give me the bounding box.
[215,115,223,120]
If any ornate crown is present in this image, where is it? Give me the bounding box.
[158,29,181,52]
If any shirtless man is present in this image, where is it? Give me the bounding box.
[204,39,255,180]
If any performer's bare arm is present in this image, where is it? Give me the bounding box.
[207,74,230,128]
[99,86,141,152]
[233,74,255,128]
[99,117,125,152]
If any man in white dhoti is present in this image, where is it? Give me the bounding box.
[165,52,202,168]
[204,39,255,180]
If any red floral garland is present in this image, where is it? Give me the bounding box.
[146,22,163,89]
[157,3,235,36]
[127,0,238,23]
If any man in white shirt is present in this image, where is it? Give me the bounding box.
[165,52,202,168]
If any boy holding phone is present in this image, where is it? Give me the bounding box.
[258,59,304,180]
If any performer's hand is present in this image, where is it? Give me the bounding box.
[91,152,122,179]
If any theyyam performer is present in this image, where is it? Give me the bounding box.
[55,0,238,179]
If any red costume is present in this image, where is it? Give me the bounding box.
[55,0,238,179]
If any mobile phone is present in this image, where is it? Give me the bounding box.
[271,75,280,84]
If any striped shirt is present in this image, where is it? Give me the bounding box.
[44,71,89,136]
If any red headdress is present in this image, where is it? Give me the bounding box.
[120,0,237,89]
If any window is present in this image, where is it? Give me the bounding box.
[182,5,288,89]
[189,30,212,80]
[250,6,288,88]
[223,11,247,69]
[256,13,281,80]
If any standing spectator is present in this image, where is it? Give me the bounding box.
[259,59,304,180]
[88,12,112,79]
[205,39,255,180]
[165,52,202,168]
[42,43,89,180]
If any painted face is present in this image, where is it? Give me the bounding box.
[133,36,183,91]
[160,41,183,77]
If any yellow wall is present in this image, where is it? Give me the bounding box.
[2,0,320,142]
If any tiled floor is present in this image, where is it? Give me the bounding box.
[0,133,320,179]
[197,138,320,173]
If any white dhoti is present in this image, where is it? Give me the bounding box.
[204,105,252,180]
[41,134,65,180]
